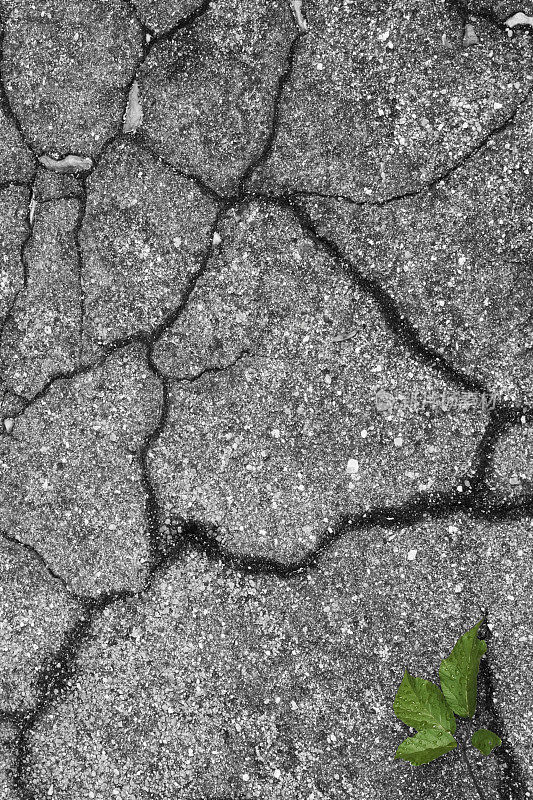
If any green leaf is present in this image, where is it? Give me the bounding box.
[471,729,502,756]
[393,671,456,734]
[439,619,487,718]
[395,729,457,766]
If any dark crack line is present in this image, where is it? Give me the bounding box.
[252,78,533,210]
[139,344,171,574]
[2,361,102,424]
[237,31,303,195]
[0,530,77,599]
[461,740,489,800]
[172,348,253,384]
[73,180,88,364]
[120,0,155,39]
[448,0,509,32]
[134,132,224,202]
[3,6,532,800]
[467,405,533,493]
[288,198,488,394]
[480,617,530,800]
[0,179,33,191]
[34,191,84,207]
[145,0,214,54]
[5,189,533,449]
[9,478,533,796]
[77,0,218,186]
[0,178,35,351]
[149,206,226,342]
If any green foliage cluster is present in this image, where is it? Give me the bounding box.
[393,620,502,765]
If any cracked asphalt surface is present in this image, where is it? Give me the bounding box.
[0,1,532,799]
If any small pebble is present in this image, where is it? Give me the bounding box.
[463,23,479,47]
[393,436,403,448]
[3,418,14,434]
[346,458,359,475]
[505,11,533,28]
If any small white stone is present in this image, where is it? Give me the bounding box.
[407,549,417,561]
[212,231,222,246]
[242,773,250,782]
[462,23,479,47]
[346,458,359,475]
[393,436,403,448]
[360,429,368,438]
[274,769,281,780]
[3,418,14,434]
[505,12,533,28]
[271,429,280,439]
[316,62,324,70]
[454,584,463,594]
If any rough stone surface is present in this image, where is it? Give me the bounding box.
[0,185,29,329]
[300,93,533,405]
[0,723,18,800]
[81,139,217,355]
[0,538,80,713]
[138,0,296,194]
[250,1,533,200]
[462,1,533,20]
[134,0,205,34]
[33,167,84,203]
[26,515,530,800]
[482,517,533,792]
[1,0,143,158]
[490,423,533,499]
[0,107,35,184]
[0,1,531,796]
[150,203,486,562]
[0,344,162,597]
[0,197,82,404]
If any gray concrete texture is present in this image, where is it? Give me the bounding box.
[0,1,531,799]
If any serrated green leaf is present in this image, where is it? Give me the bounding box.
[471,729,502,756]
[393,671,456,734]
[395,729,457,766]
[439,619,487,718]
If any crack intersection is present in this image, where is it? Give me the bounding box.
[1,1,532,797]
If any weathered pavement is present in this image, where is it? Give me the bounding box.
[0,1,532,798]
